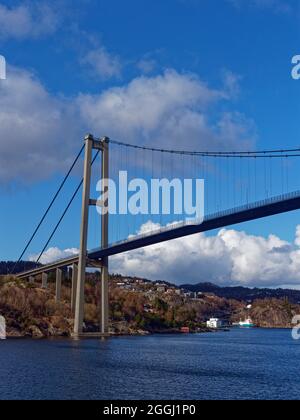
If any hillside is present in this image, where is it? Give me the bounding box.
[0,274,241,337]
[181,282,300,304]
[233,298,300,329]
[1,273,299,338]
[0,261,41,275]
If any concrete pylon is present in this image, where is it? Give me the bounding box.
[71,264,78,314]
[101,261,109,334]
[101,138,109,335]
[73,134,110,338]
[55,268,62,303]
[42,273,48,289]
[74,135,93,336]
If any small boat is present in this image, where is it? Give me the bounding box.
[239,318,255,328]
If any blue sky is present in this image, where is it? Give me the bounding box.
[1,0,300,287]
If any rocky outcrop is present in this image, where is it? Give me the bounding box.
[0,278,74,338]
[232,298,300,329]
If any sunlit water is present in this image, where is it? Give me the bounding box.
[0,328,299,400]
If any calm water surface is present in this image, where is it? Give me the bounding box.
[0,328,299,400]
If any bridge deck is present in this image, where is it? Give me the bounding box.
[17,191,300,279]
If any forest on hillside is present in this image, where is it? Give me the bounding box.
[0,261,41,275]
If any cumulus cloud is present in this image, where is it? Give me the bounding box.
[81,47,122,80]
[77,69,255,151]
[0,67,254,185]
[29,247,79,264]
[109,222,300,289]
[0,67,81,185]
[35,223,300,288]
[0,2,59,39]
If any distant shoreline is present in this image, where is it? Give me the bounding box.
[3,326,295,341]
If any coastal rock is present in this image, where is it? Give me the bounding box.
[137,329,150,336]
[27,325,44,338]
[7,328,23,338]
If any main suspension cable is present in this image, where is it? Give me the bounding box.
[109,139,300,158]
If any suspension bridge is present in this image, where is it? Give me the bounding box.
[12,134,300,338]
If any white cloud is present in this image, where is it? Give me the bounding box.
[0,67,81,185]
[0,67,254,184]
[82,47,122,80]
[109,222,300,289]
[0,2,59,39]
[29,247,79,264]
[36,223,300,288]
[77,69,255,151]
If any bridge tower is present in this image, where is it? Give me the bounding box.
[73,134,110,338]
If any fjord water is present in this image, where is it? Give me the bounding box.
[0,328,299,400]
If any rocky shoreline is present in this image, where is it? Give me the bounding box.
[1,275,299,339]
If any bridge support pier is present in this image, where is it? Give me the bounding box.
[73,134,110,338]
[100,138,109,335]
[74,135,93,337]
[29,276,35,285]
[101,260,109,334]
[42,273,48,289]
[56,268,62,303]
[71,264,78,314]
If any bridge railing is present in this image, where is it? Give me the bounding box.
[205,189,300,222]
[23,189,300,274]
[101,189,300,250]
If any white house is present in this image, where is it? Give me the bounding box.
[207,318,223,329]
